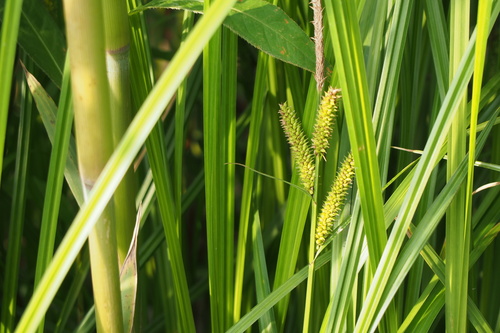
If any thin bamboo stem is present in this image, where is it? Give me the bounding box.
[63,0,123,331]
[103,0,138,266]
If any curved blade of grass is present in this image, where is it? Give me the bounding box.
[125,0,182,329]
[320,158,418,332]
[12,0,65,86]
[372,0,413,187]
[397,276,444,333]
[24,64,83,205]
[54,250,90,333]
[27,54,74,333]
[319,198,364,333]
[370,145,484,331]
[272,78,317,329]
[203,0,227,328]
[368,88,500,331]
[0,0,24,185]
[424,0,449,100]
[131,0,316,72]
[14,1,236,331]
[0,62,32,332]
[446,1,470,330]
[353,3,500,330]
[222,28,237,329]
[174,9,193,248]
[324,100,496,330]
[252,211,277,333]
[412,228,495,332]
[228,250,332,333]
[233,52,266,321]
[362,0,387,101]
[463,0,493,330]
[325,0,387,298]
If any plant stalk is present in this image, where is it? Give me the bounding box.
[103,0,138,266]
[63,0,124,331]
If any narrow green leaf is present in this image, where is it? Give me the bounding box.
[233,53,267,321]
[0,0,24,185]
[131,0,316,72]
[424,0,449,100]
[353,3,500,330]
[0,0,66,87]
[326,8,388,330]
[27,54,73,333]
[446,2,470,331]
[252,211,277,333]
[228,250,332,333]
[54,250,90,333]
[18,0,66,86]
[23,66,83,205]
[398,277,444,333]
[272,79,317,329]
[0,62,32,333]
[146,124,196,332]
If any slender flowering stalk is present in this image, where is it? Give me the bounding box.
[315,153,355,250]
[312,87,341,159]
[311,0,325,91]
[279,102,315,195]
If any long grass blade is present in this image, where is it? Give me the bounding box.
[30,54,73,333]
[353,4,500,331]
[326,0,387,271]
[0,62,32,333]
[0,0,24,185]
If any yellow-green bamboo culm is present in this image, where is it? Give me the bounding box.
[103,0,138,266]
[63,0,124,331]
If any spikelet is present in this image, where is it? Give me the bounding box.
[315,153,355,250]
[312,87,341,160]
[278,102,315,195]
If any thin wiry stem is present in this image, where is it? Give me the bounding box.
[311,0,325,92]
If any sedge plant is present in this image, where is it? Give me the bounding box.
[1,0,499,332]
[278,87,355,332]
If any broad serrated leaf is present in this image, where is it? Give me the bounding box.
[131,0,316,72]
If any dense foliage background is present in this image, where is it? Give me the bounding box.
[1,0,499,332]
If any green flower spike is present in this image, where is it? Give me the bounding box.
[315,153,355,250]
[279,102,315,195]
[312,87,341,160]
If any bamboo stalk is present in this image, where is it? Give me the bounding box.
[63,0,124,331]
[103,0,138,266]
